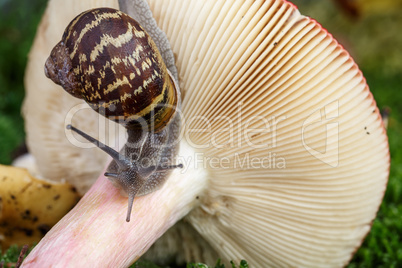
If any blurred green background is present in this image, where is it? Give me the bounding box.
[0,0,47,163]
[0,0,401,266]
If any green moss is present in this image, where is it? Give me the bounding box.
[130,259,165,268]
[0,245,31,267]
[186,259,248,268]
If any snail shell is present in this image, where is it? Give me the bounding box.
[45,7,178,132]
[44,8,182,222]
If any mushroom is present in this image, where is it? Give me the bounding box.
[22,0,389,267]
[0,165,80,251]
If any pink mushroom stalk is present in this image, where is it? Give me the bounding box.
[23,144,207,266]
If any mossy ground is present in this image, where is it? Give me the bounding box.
[1,0,401,267]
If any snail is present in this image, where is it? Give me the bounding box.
[44,7,183,222]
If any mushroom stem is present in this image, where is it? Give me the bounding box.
[22,142,207,267]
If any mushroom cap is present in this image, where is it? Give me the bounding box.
[146,0,389,266]
[23,0,389,267]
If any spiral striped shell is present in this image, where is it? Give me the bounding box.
[45,8,178,132]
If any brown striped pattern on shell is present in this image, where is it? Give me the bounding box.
[61,8,177,131]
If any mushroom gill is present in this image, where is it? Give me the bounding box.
[147,0,389,266]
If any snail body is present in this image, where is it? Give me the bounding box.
[45,8,182,222]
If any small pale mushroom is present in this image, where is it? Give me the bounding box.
[22,0,389,267]
[0,165,80,251]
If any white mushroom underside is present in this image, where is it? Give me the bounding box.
[148,0,389,267]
